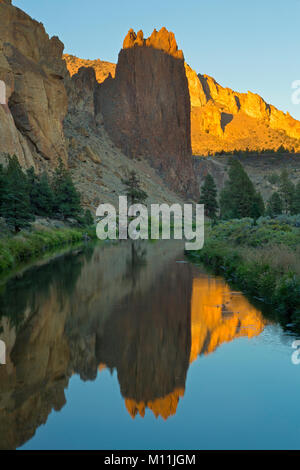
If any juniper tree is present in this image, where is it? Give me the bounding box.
[122,171,147,206]
[199,173,219,220]
[220,159,264,219]
[52,158,81,220]
[2,155,33,232]
[266,192,283,217]
[292,182,300,215]
[83,209,94,226]
[27,168,54,217]
[0,163,5,215]
[279,169,295,214]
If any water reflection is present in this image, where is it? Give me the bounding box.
[0,241,267,449]
[190,276,265,362]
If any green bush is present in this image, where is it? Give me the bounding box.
[187,217,300,320]
[0,228,96,274]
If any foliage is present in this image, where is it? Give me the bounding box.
[267,172,280,185]
[199,173,219,219]
[27,168,54,217]
[52,158,82,220]
[1,155,34,232]
[0,155,92,232]
[279,169,295,214]
[187,216,300,321]
[292,182,300,215]
[122,171,148,205]
[266,192,283,217]
[220,159,265,219]
[207,217,300,248]
[0,227,97,274]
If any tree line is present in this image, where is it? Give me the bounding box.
[266,169,300,217]
[0,155,93,232]
[199,159,300,221]
[211,145,297,157]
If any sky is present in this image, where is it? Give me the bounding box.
[13,0,300,120]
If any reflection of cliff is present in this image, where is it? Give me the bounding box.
[189,276,265,363]
[0,241,188,447]
[125,388,185,420]
[0,249,86,450]
[0,241,267,447]
[96,255,193,419]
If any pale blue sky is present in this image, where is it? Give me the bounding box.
[13,0,300,119]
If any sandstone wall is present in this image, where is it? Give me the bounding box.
[187,68,300,155]
[0,0,68,168]
[96,28,197,197]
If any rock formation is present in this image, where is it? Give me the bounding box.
[186,67,300,155]
[1,0,300,205]
[96,28,197,197]
[63,54,116,84]
[66,46,300,160]
[189,275,265,363]
[0,0,68,168]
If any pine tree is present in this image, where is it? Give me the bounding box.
[220,159,264,219]
[83,209,94,226]
[2,155,33,232]
[52,158,81,220]
[279,169,295,214]
[266,192,283,217]
[292,182,300,215]
[38,172,55,216]
[199,173,219,219]
[252,192,265,219]
[0,163,6,216]
[122,171,147,206]
[27,168,54,217]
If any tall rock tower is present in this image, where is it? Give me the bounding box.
[96,27,197,197]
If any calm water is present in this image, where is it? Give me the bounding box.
[0,240,300,450]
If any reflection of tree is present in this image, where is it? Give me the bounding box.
[0,244,96,450]
[124,240,147,287]
[0,245,95,330]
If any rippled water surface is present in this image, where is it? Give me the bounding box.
[0,241,299,450]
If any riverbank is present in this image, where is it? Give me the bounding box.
[187,216,300,327]
[0,226,96,276]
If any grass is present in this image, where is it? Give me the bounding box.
[187,216,300,328]
[0,226,97,275]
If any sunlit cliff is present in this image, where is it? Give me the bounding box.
[189,276,266,363]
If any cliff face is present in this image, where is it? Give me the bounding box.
[0,0,68,168]
[187,68,300,155]
[2,0,299,204]
[96,28,197,196]
[63,64,187,209]
[63,54,116,84]
[66,46,300,160]
[0,0,192,204]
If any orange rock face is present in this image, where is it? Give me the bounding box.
[123,27,184,60]
[125,388,185,420]
[187,69,300,155]
[189,275,265,363]
[96,28,197,197]
[63,54,116,84]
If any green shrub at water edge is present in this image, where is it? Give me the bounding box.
[0,228,96,273]
[187,226,300,320]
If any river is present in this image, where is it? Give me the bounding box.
[0,240,299,450]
